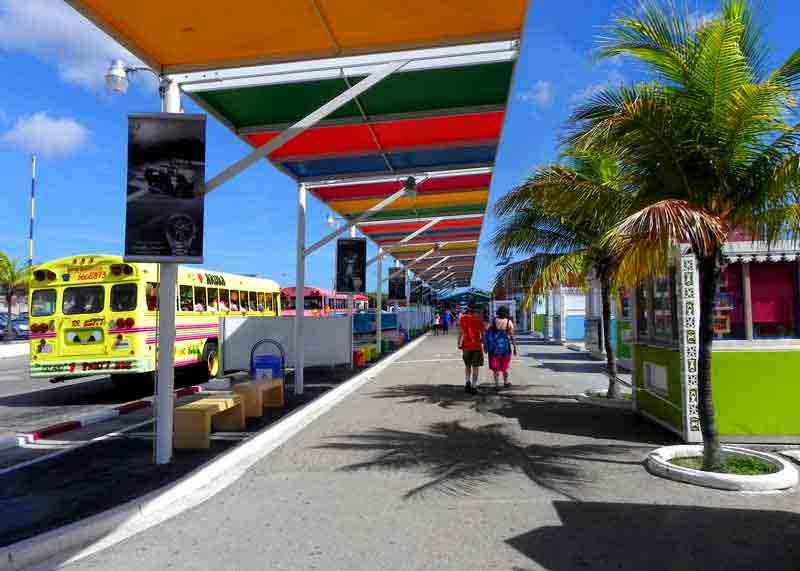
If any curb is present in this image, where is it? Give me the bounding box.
[0,434,22,452]
[0,334,429,570]
[12,387,202,446]
[574,393,633,409]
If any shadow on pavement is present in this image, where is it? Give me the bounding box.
[0,366,357,548]
[533,361,605,375]
[318,421,640,501]
[507,500,800,571]
[495,397,678,445]
[525,351,600,362]
[370,383,570,410]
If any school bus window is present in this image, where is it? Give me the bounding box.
[256,292,265,312]
[229,290,240,311]
[249,292,258,312]
[208,288,219,312]
[63,286,104,315]
[179,285,194,312]
[219,289,230,311]
[194,287,207,312]
[240,291,249,311]
[146,282,158,311]
[111,283,137,312]
[264,293,273,312]
[31,289,56,317]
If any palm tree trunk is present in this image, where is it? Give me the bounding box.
[697,253,723,470]
[600,271,621,399]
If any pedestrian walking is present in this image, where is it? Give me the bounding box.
[441,310,450,335]
[458,303,485,394]
[433,312,441,336]
[486,305,517,391]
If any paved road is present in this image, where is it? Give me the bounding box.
[0,356,195,433]
[60,335,800,571]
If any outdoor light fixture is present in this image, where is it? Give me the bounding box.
[105,59,162,95]
[402,176,417,197]
[105,59,131,93]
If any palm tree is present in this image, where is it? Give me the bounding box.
[570,0,800,469]
[0,252,29,341]
[493,150,635,399]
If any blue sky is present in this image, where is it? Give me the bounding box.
[0,0,798,292]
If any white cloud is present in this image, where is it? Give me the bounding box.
[519,80,554,106]
[569,70,626,105]
[0,0,147,90]
[2,112,89,157]
[689,10,717,30]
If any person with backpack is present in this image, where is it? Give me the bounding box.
[486,305,517,391]
[457,303,485,394]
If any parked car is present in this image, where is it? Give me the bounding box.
[1,314,28,340]
[12,317,28,339]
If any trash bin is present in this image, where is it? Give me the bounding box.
[253,354,282,379]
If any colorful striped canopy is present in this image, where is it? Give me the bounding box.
[67,1,527,73]
[68,0,529,289]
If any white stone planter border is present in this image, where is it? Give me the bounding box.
[647,444,799,492]
[575,389,632,409]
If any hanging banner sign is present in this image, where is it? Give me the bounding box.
[388,268,406,301]
[124,113,206,263]
[335,238,366,294]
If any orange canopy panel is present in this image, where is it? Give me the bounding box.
[68,0,529,72]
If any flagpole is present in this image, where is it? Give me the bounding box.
[28,154,36,271]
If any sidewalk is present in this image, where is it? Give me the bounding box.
[64,335,800,570]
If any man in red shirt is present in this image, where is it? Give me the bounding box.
[458,303,485,394]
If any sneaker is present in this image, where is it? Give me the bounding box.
[464,381,472,394]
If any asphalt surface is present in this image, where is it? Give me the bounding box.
[0,363,362,548]
[0,356,196,433]
[57,335,800,571]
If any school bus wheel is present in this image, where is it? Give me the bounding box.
[202,341,219,378]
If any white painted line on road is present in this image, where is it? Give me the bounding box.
[0,433,23,451]
[0,334,431,571]
[0,419,154,477]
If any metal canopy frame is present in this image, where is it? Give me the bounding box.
[169,42,510,397]
[175,41,517,92]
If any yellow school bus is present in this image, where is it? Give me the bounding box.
[28,254,281,384]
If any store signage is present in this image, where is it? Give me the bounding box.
[124,113,206,263]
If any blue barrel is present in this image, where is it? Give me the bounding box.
[253,354,282,379]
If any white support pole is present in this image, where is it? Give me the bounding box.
[382,248,436,283]
[406,269,411,310]
[202,60,408,195]
[419,255,451,275]
[294,184,307,395]
[154,263,177,465]
[399,217,442,244]
[154,78,182,465]
[376,252,383,354]
[347,225,356,368]
[305,177,426,257]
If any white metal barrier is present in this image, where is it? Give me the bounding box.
[221,316,352,371]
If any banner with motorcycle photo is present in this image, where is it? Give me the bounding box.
[335,238,367,294]
[124,113,206,263]
[388,268,406,302]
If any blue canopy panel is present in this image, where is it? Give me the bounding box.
[279,144,497,180]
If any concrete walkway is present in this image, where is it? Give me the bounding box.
[64,335,800,570]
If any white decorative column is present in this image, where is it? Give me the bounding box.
[677,249,702,442]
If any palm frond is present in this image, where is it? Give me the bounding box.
[606,199,727,260]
